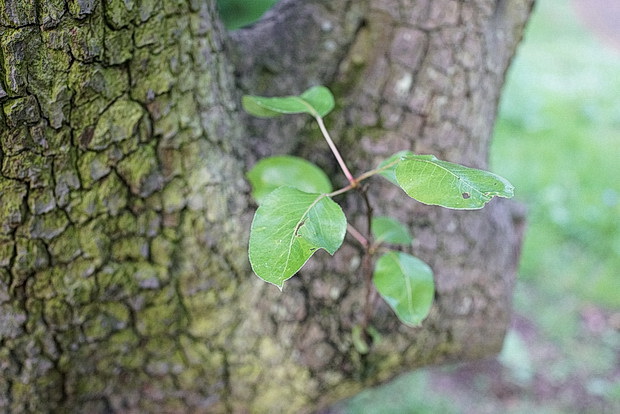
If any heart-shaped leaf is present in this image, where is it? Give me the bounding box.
[373,251,434,327]
[247,156,332,204]
[395,154,514,209]
[249,187,346,289]
[242,86,335,118]
[371,216,412,246]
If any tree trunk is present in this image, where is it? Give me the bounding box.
[0,0,532,412]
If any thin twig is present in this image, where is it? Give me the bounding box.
[315,116,357,186]
[347,223,369,249]
[355,158,401,182]
[327,157,403,198]
[359,185,373,238]
[328,183,354,198]
[361,248,374,330]
[358,185,376,333]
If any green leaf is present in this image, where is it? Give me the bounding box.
[242,86,335,118]
[249,187,346,289]
[395,154,514,209]
[299,86,335,118]
[247,156,332,204]
[373,251,434,327]
[371,216,413,246]
[241,96,283,118]
[377,150,414,185]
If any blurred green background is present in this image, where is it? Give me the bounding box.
[218,0,620,411]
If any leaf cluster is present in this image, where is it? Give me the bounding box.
[243,87,514,328]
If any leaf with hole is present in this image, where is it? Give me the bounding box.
[371,216,412,246]
[373,251,434,327]
[247,155,332,204]
[242,86,335,118]
[248,187,346,289]
[395,154,514,209]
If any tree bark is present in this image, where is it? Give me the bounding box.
[0,0,532,412]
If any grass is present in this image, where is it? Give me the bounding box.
[492,0,620,310]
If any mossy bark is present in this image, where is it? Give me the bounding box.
[0,0,532,412]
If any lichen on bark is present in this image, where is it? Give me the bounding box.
[0,1,247,412]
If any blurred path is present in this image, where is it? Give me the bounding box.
[573,0,620,52]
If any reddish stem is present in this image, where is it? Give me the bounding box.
[315,116,357,186]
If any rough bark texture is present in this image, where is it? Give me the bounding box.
[0,0,532,412]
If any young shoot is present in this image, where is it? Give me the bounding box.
[243,86,514,338]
